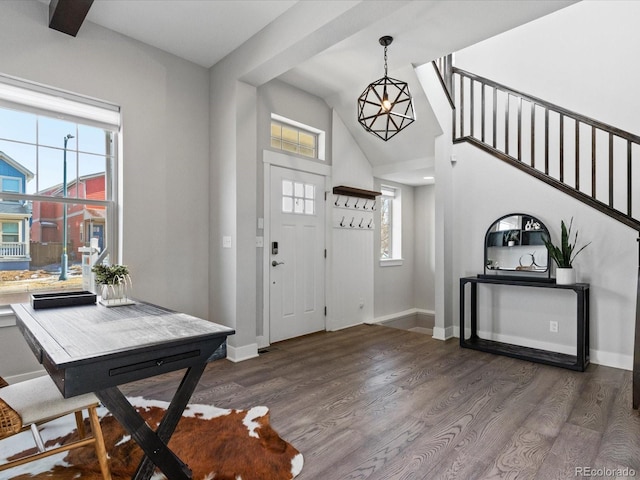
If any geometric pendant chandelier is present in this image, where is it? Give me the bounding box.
[357,36,416,141]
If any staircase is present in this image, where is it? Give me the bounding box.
[433,55,640,409]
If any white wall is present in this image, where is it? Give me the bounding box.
[414,185,436,312]
[452,143,636,368]
[0,0,210,378]
[329,111,375,330]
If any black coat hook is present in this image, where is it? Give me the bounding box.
[368,219,373,228]
[350,217,355,227]
[359,218,364,228]
[354,199,360,209]
[344,198,350,207]
[371,200,376,211]
[363,200,369,209]
[339,216,345,227]
[334,195,340,206]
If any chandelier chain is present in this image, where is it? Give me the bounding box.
[383,45,388,76]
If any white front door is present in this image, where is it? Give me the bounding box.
[269,165,325,343]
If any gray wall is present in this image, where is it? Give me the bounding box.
[414,185,436,312]
[0,0,210,378]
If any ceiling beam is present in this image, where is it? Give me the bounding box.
[49,0,94,37]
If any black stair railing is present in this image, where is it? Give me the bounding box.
[433,55,640,409]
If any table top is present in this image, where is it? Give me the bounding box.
[12,300,234,370]
[462,275,589,290]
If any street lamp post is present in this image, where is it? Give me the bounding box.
[59,133,74,281]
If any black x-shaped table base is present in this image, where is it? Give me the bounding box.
[96,363,207,480]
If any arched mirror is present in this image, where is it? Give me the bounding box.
[482,213,551,281]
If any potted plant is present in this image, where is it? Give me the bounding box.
[542,218,590,285]
[505,230,520,247]
[91,263,131,302]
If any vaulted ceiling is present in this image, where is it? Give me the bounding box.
[48,0,577,185]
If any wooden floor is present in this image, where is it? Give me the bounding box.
[122,325,640,480]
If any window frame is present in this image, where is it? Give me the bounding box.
[0,74,120,303]
[379,185,403,266]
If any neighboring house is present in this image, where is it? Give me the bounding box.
[31,172,106,260]
[0,151,32,271]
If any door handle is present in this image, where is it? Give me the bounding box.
[272,261,285,267]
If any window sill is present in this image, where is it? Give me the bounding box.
[0,306,16,328]
[379,258,403,267]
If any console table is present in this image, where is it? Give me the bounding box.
[12,300,235,480]
[460,276,589,371]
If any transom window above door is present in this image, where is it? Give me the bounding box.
[269,113,326,161]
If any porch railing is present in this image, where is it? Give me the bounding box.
[0,242,27,257]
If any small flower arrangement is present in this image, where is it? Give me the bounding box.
[91,263,130,285]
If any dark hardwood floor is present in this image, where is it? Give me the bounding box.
[122,325,640,479]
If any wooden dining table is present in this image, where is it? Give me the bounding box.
[12,299,235,480]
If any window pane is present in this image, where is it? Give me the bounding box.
[299,132,315,148]
[0,141,36,193]
[37,116,76,150]
[38,146,78,196]
[1,178,20,192]
[77,124,110,155]
[2,223,18,234]
[282,142,298,154]
[294,182,304,197]
[299,147,315,158]
[305,199,314,214]
[282,180,293,196]
[294,197,304,213]
[304,184,314,199]
[270,138,282,149]
[0,108,36,143]
[282,126,298,144]
[271,123,281,138]
[78,154,107,200]
[282,196,293,213]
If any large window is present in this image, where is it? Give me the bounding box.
[380,185,402,265]
[0,75,120,301]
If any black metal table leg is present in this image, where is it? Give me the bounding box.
[132,364,207,480]
[96,364,207,480]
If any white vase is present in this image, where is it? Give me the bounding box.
[555,267,575,285]
[101,282,125,301]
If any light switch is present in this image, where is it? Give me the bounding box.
[222,236,232,248]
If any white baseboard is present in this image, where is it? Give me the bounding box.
[328,321,363,332]
[370,308,435,325]
[589,350,633,371]
[433,325,455,340]
[454,328,633,371]
[226,343,259,363]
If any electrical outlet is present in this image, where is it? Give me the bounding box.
[549,321,559,333]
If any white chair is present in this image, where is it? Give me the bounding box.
[0,374,111,479]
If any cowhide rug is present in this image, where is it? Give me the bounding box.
[0,396,303,480]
